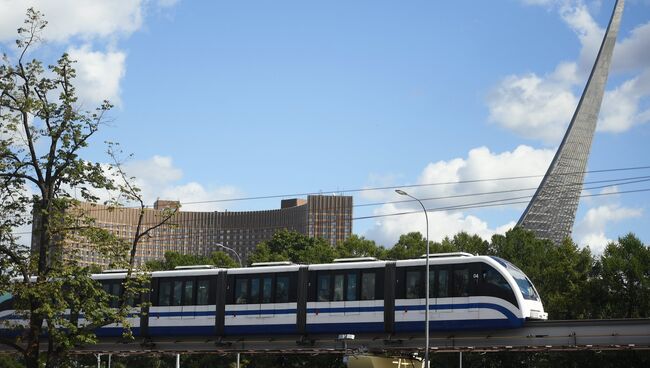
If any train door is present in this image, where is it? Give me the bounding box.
[332,272,345,317]
[181,278,196,320]
[274,274,291,316]
[171,279,184,320]
[259,275,273,318]
[451,264,478,320]
[248,276,262,318]
[435,266,451,321]
[344,271,360,316]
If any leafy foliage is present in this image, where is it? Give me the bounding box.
[0,9,171,367]
[146,251,238,271]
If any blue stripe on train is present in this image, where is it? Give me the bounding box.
[395,302,520,322]
[150,311,216,318]
[224,308,296,316]
[223,324,297,335]
[306,306,384,314]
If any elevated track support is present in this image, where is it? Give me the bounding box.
[2,319,647,355]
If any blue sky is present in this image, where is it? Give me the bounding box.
[1,0,649,253]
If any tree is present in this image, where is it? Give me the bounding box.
[146,251,238,271]
[599,233,650,318]
[491,227,594,319]
[0,10,172,367]
[435,232,493,255]
[385,232,427,260]
[248,229,336,264]
[334,234,386,259]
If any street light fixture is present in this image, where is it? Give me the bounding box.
[395,189,429,368]
[215,242,243,267]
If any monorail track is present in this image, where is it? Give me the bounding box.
[3,319,648,355]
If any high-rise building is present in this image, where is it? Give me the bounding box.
[518,0,624,244]
[66,195,352,267]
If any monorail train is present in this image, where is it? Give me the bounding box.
[0,253,548,337]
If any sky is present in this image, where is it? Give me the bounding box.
[1,0,649,255]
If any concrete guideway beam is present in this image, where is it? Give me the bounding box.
[2,319,648,355]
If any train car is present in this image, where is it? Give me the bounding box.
[223,262,300,335]
[147,266,221,336]
[392,253,546,332]
[307,258,387,333]
[0,253,547,339]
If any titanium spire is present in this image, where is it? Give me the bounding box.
[518,0,625,244]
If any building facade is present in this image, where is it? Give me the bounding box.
[68,195,352,266]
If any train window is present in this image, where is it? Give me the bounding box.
[159,281,171,306]
[250,278,260,303]
[333,274,345,301]
[276,276,290,303]
[235,278,248,304]
[183,280,194,305]
[453,267,470,297]
[172,280,183,306]
[0,292,12,311]
[406,270,422,299]
[262,277,273,303]
[317,274,330,302]
[112,283,123,308]
[346,273,358,301]
[437,269,449,298]
[361,272,375,300]
[429,271,435,298]
[197,279,209,305]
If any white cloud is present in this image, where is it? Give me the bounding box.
[598,69,650,132]
[489,1,650,143]
[120,155,242,212]
[613,21,650,72]
[0,0,144,43]
[67,45,126,106]
[362,145,555,246]
[574,204,643,254]
[1,1,179,107]
[488,65,579,144]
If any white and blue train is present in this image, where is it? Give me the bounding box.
[0,253,548,337]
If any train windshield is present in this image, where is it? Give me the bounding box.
[0,293,10,304]
[491,257,539,301]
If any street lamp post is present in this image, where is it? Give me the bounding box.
[395,189,429,368]
[214,243,242,367]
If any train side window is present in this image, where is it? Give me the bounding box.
[196,279,209,305]
[235,278,248,304]
[437,269,449,298]
[453,267,470,297]
[183,280,194,305]
[250,278,260,304]
[112,283,122,308]
[429,269,435,298]
[346,272,358,301]
[276,275,290,303]
[262,276,273,303]
[317,274,330,302]
[0,292,12,311]
[172,280,183,306]
[361,272,375,300]
[333,274,345,301]
[406,270,422,299]
[159,280,172,306]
